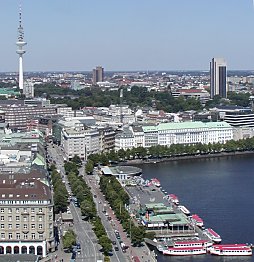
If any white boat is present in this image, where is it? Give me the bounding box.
[163,246,207,256]
[191,214,204,227]
[178,205,191,215]
[209,244,252,256]
[168,194,179,205]
[203,228,222,243]
[157,244,167,252]
[174,240,213,248]
[151,178,161,187]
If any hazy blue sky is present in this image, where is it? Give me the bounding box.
[1,0,254,72]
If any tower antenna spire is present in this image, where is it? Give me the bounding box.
[16,3,27,90]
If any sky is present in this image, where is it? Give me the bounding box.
[0,0,254,72]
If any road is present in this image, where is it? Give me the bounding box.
[47,144,103,262]
[80,168,127,262]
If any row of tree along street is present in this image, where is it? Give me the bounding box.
[87,137,254,167]
[64,160,112,256]
[49,165,76,251]
[99,176,154,246]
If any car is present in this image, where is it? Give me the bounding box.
[112,240,116,245]
[114,246,119,251]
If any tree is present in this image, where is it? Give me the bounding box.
[54,190,68,213]
[131,225,145,246]
[85,160,94,174]
[98,235,112,255]
[72,155,82,166]
[80,199,96,219]
[63,230,76,250]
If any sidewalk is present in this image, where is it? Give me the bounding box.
[107,207,157,262]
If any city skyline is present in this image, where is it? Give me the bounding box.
[0,0,254,72]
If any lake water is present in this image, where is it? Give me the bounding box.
[139,154,254,262]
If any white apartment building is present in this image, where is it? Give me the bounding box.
[115,121,233,150]
[61,126,100,160]
[154,122,233,146]
[115,128,134,151]
[0,179,54,257]
[131,126,145,148]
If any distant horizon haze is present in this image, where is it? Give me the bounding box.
[1,1,254,72]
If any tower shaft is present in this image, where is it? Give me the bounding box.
[16,5,26,90]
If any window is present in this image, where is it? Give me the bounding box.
[1,233,5,239]
[16,216,20,222]
[16,224,20,229]
[0,208,4,213]
[39,224,43,229]
[1,216,4,222]
[38,216,42,222]
[23,224,28,229]
[23,233,28,240]
[23,216,28,222]
[8,224,12,229]
[31,216,35,222]
[31,208,35,213]
[31,233,35,239]
[23,208,27,213]
[39,208,42,213]
[16,233,20,240]
[8,216,12,222]
[8,233,12,239]
[39,233,43,240]
[8,208,12,214]
[0,224,4,229]
[31,224,35,229]
[16,208,19,213]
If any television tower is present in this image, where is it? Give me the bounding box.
[16,5,27,90]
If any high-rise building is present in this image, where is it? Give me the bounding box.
[16,6,27,90]
[23,80,34,98]
[210,58,227,98]
[92,66,104,84]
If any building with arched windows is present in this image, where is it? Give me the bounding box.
[0,178,54,257]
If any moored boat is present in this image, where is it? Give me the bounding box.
[174,239,213,248]
[168,194,179,205]
[151,178,161,187]
[163,246,207,256]
[209,244,252,256]
[178,205,191,215]
[203,228,222,243]
[191,214,204,227]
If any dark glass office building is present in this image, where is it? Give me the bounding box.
[210,58,227,98]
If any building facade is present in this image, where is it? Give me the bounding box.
[210,58,227,98]
[61,126,100,160]
[115,122,233,150]
[92,66,104,84]
[0,179,54,257]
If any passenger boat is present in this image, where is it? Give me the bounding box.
[168,194,179,205]
[178,205,191,215]
[151,178,161,187]
[209,244,252,256]
[163,246,207,256]
[203,228,222,243]
[174,240,213,248]
[191,214,204,227]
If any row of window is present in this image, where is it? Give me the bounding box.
[1,232,49,240]
[0,215,52,222]
[0,207,52,213]
[1,223,50,230]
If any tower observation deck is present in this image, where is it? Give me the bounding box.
[16,5,27,90]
